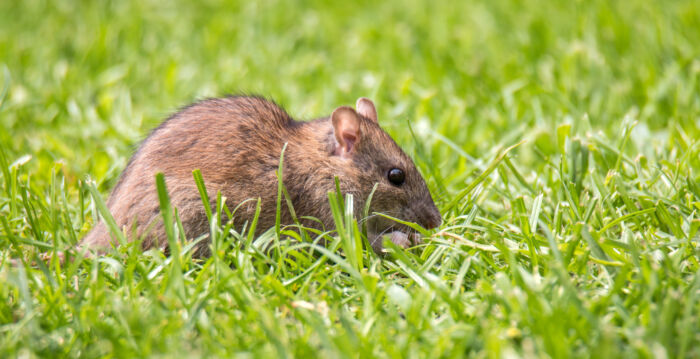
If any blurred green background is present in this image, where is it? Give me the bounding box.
[2,0,699,191]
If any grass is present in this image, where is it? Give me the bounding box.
[1,0,700,357]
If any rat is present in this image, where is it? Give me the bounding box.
[81,95,441,256]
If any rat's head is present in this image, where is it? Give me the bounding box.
[329,98,441,244]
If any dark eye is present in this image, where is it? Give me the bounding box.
[387,168,405,186]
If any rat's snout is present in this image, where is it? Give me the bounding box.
[416,204,441,230]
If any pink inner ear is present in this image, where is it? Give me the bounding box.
[331,106,361,156]
[343,132,357,152]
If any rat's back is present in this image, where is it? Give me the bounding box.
[82,96,294,253]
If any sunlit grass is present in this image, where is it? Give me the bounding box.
[1,0,700,357]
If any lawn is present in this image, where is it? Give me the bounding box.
[1,0,700,357]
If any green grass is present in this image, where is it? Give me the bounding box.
[2,0,700,357]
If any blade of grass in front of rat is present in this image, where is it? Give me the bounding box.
[175,208,194,262]
[272,144,308,244]
[85,179,127,247]
[281,185,302,230]
[275,143,288,238]
[328,190,359,270]
[212,190,224,268]
[344,194,361,271]
[334,176,344,210]
[156,172,177,251]
[192,169,213,223]
[361,183,378,258]
[327,192,344,236]
[155,172,184,297]
[362,183,378,229]
[352,220,365,269]
[246,197,262,249]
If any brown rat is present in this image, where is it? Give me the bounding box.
[81,95,441,256]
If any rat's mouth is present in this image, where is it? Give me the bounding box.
[365,218,422,253]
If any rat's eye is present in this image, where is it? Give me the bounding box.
[387,168,405,186]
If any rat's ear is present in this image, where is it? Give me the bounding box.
[331,106,361,157]
[356,97,377,123]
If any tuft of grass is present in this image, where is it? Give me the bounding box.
[2,0,700,357]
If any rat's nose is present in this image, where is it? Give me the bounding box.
[420,206,442,229]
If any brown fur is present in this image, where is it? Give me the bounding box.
[81,96,441,256]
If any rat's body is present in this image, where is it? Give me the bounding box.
[82,96,441,256]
